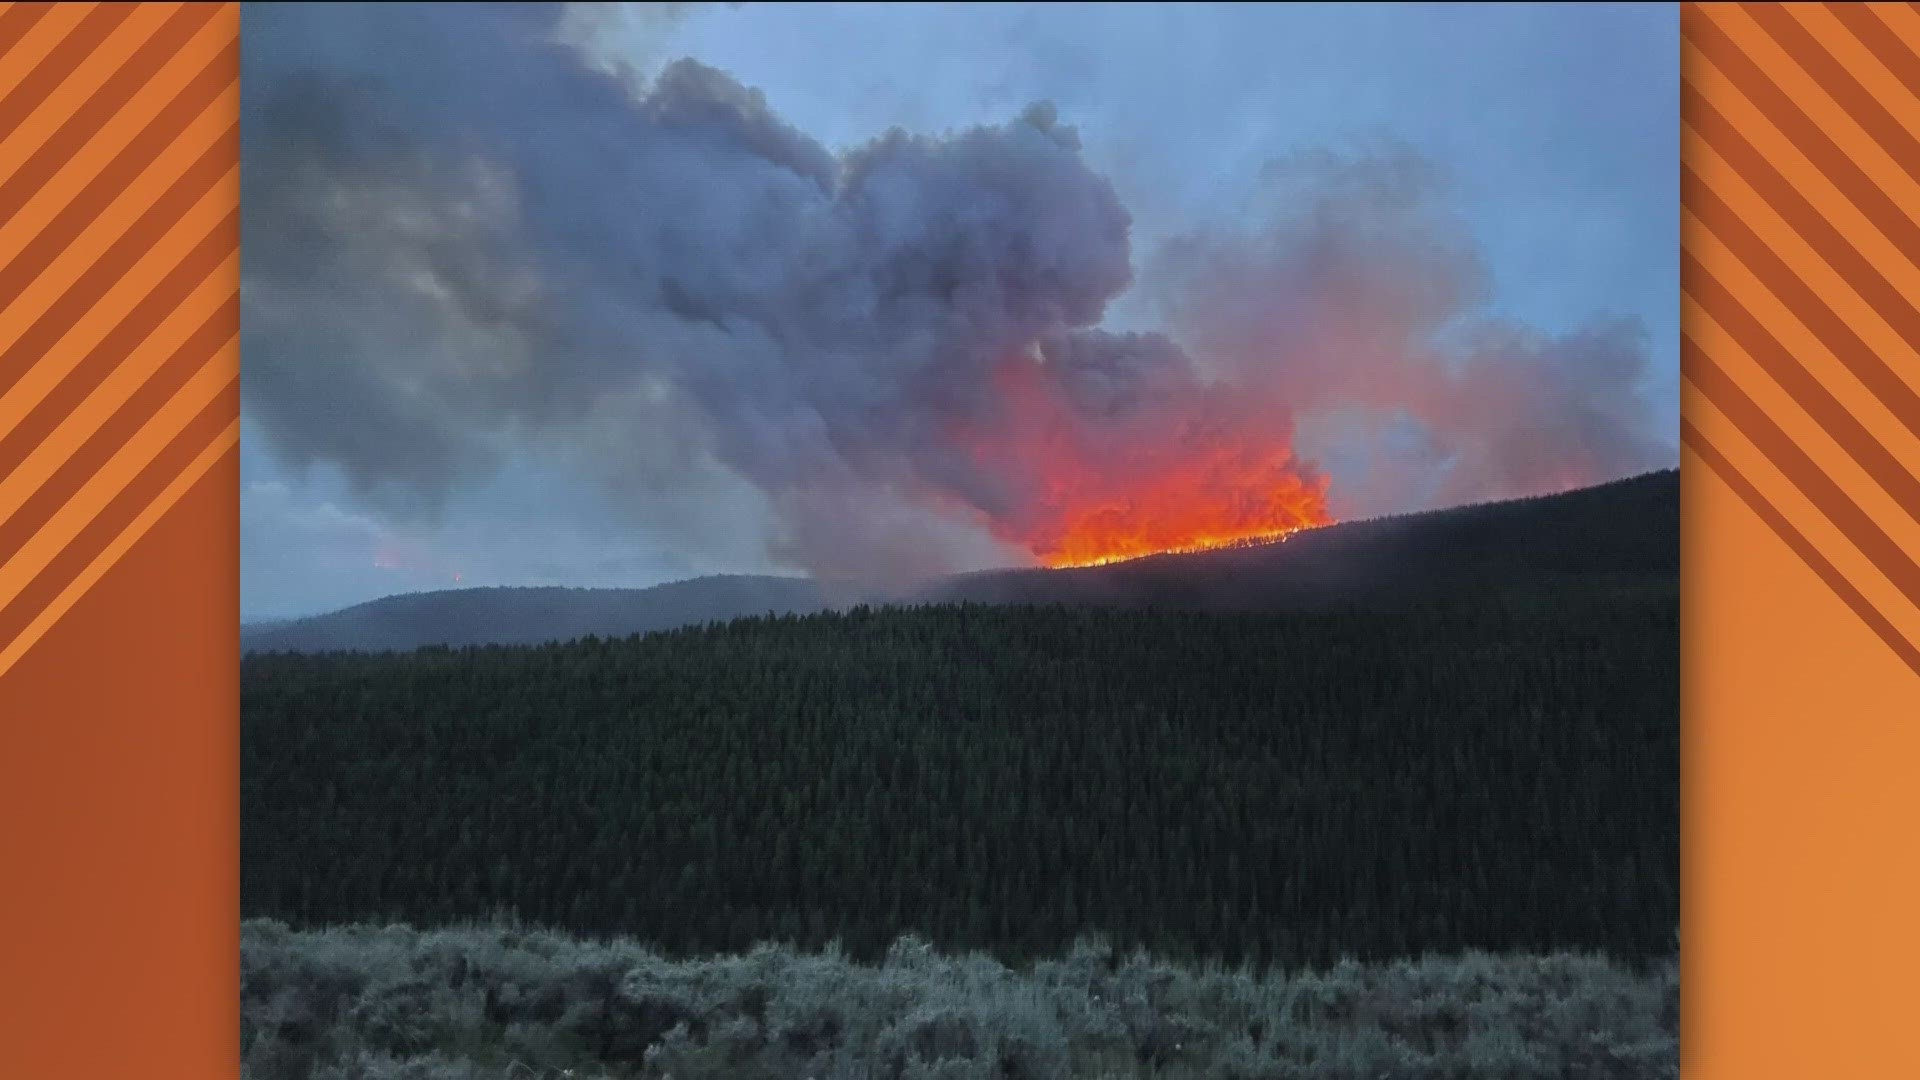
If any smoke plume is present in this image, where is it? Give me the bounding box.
[241,3,1670,582]
[1147,144,1673,519]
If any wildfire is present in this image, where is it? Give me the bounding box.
[1045,526,1314,569]
[1030,479,1332,568]
[953,352,1337,570]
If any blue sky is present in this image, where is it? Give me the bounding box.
[241,2,1677,620]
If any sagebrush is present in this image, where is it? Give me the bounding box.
[241,920,1678,1080]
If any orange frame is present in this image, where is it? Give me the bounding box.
[3,4,1917,1076]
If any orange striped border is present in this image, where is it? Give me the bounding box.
[2,3,1920,1076]
[0,3,239,1077]
[1682,2,1920,1077]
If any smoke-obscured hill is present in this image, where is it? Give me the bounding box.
[240,575,831,654]
[928,468,1678,612]
[245,469,1676,653]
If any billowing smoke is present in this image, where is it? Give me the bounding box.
[1147,145,1674,519]
[241,3,1668,583]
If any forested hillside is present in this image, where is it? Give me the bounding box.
[243,590,1677,969]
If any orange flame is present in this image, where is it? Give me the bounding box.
[1033,479,1331,568]
[953,354,1335,568]
[1043,522,1318,569]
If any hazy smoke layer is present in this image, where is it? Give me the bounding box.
[1147,146,1674,518]
[242,3,1670,580]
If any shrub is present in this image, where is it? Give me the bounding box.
[240,920,1678,1080]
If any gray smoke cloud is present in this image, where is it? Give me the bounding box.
[241,3,1671,583]
[1146,143,1674,518]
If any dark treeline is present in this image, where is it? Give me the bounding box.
[243,588,1677,968]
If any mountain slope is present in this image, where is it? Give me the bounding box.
[246,469,1678,653]
[926,468,1678,611]
[241,575,831,654]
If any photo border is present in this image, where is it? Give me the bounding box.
[2,4,1915,1075]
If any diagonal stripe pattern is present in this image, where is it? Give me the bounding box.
[0,2,238,683]
[1684,2,1920,682]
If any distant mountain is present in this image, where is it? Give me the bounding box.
[241,575,833,654]
[245,469,1678,653]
